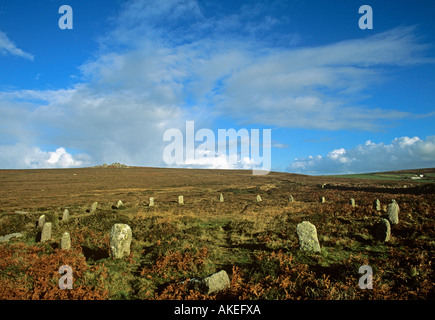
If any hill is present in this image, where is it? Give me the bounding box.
[329,167,435,183]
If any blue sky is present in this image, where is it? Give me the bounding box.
[0,0,434,174]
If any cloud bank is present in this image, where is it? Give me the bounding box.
[0,144,89,169]
[288,136,435,175]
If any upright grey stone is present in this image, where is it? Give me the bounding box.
[296,221,321,253]
[374,199,381,211]
[219,193,224,202]
[190,270,230,295]
[40,222,52,242]
[375,219,391,242]
[178,195,184,205]
[38,215,46,229]
[350,198,356,207]
[320,196,325,203]
[90,202,98,212]
[288,195,294,203]
[62,209,70,222]
[387,200,400,225]
[110,224,132,259]
[61,232,71,250]
[115,200,124,209]
[149,197,154,207]
[256,195,262,202]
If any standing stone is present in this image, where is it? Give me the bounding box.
[374,199,381,211]
[320,196,325,203]
[61,232,71,250]
[387,200,400,225]
[190,270,230,295]
[178,195,184,205]
[256,195,262,202]
[115,200,124,209]
[375,219,391,242]
[62,209,70,222]
[288,195,294,203]
[219,193,224,202]
[296,221,321,253]
[90,202,98,212]
[37,215,46,229]
[149,197,154,207]
[40,222,52,242]
[350,198,356,207]
[110,224,132,259]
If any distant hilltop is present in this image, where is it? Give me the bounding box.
[95,162,130,168]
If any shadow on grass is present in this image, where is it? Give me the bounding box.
[81,245,110,261]
[35,230,41,242]
[310,263,355,282]
[225,243,275,253]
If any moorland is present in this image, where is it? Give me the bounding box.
[0,166,433,300]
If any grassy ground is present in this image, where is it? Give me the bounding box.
[0,167,434,300]
[329,169,435,183]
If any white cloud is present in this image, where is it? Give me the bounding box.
[216,27,432,130]
[288,136,435,175]
[183,149,258,170]
[112,4,432,132]
[26,147,87,168]
[272,142,289,149]
[0,144,89,169]
[0,31,34,60]
[97,3,433,132]
[0,43,189,168]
